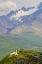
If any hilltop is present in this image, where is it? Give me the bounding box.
[0,49,42,64]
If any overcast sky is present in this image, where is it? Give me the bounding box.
[0,0,42,16]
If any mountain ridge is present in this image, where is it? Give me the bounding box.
[0,2,42,37]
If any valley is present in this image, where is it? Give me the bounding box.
[0,33,42,59]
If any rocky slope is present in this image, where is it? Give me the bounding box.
[0,2,42,37]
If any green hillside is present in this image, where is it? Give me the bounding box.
[0,49,42,64]
[0,33,42,59]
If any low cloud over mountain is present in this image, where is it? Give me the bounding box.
[0,2,42,37]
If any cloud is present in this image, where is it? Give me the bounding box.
[0,1,17,15]
[0,0,42,16]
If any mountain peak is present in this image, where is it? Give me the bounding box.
[39,2,42,6]
[27,6,35,10]
[7,10,16,16]
[21,7,27,11]
[37,2,42,9]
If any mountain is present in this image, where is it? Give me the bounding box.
[0,49,42,64]
[7,10,18,17]
[19,7,28,11]
[37,2,42,9]
[0,16,14,34]
[9,2,42,37]
[8,6,36,19]
[7,6,35,17]
[0,2,42,37]
[0,2,42,59]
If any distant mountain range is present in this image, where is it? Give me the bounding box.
[0,2,42,37]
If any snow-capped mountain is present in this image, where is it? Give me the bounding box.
[7,2,42,20]
[37,2,42,9]
[0,2,42,36]
[8,6,37,20]
[7,6,35,17]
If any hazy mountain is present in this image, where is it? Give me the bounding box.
[0,2,42,37]
[0,16,14,34]
[37,2,42,9]
[7,6,35,17]
[0,2,42,59]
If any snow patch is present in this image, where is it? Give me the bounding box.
[10,8,37,19]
